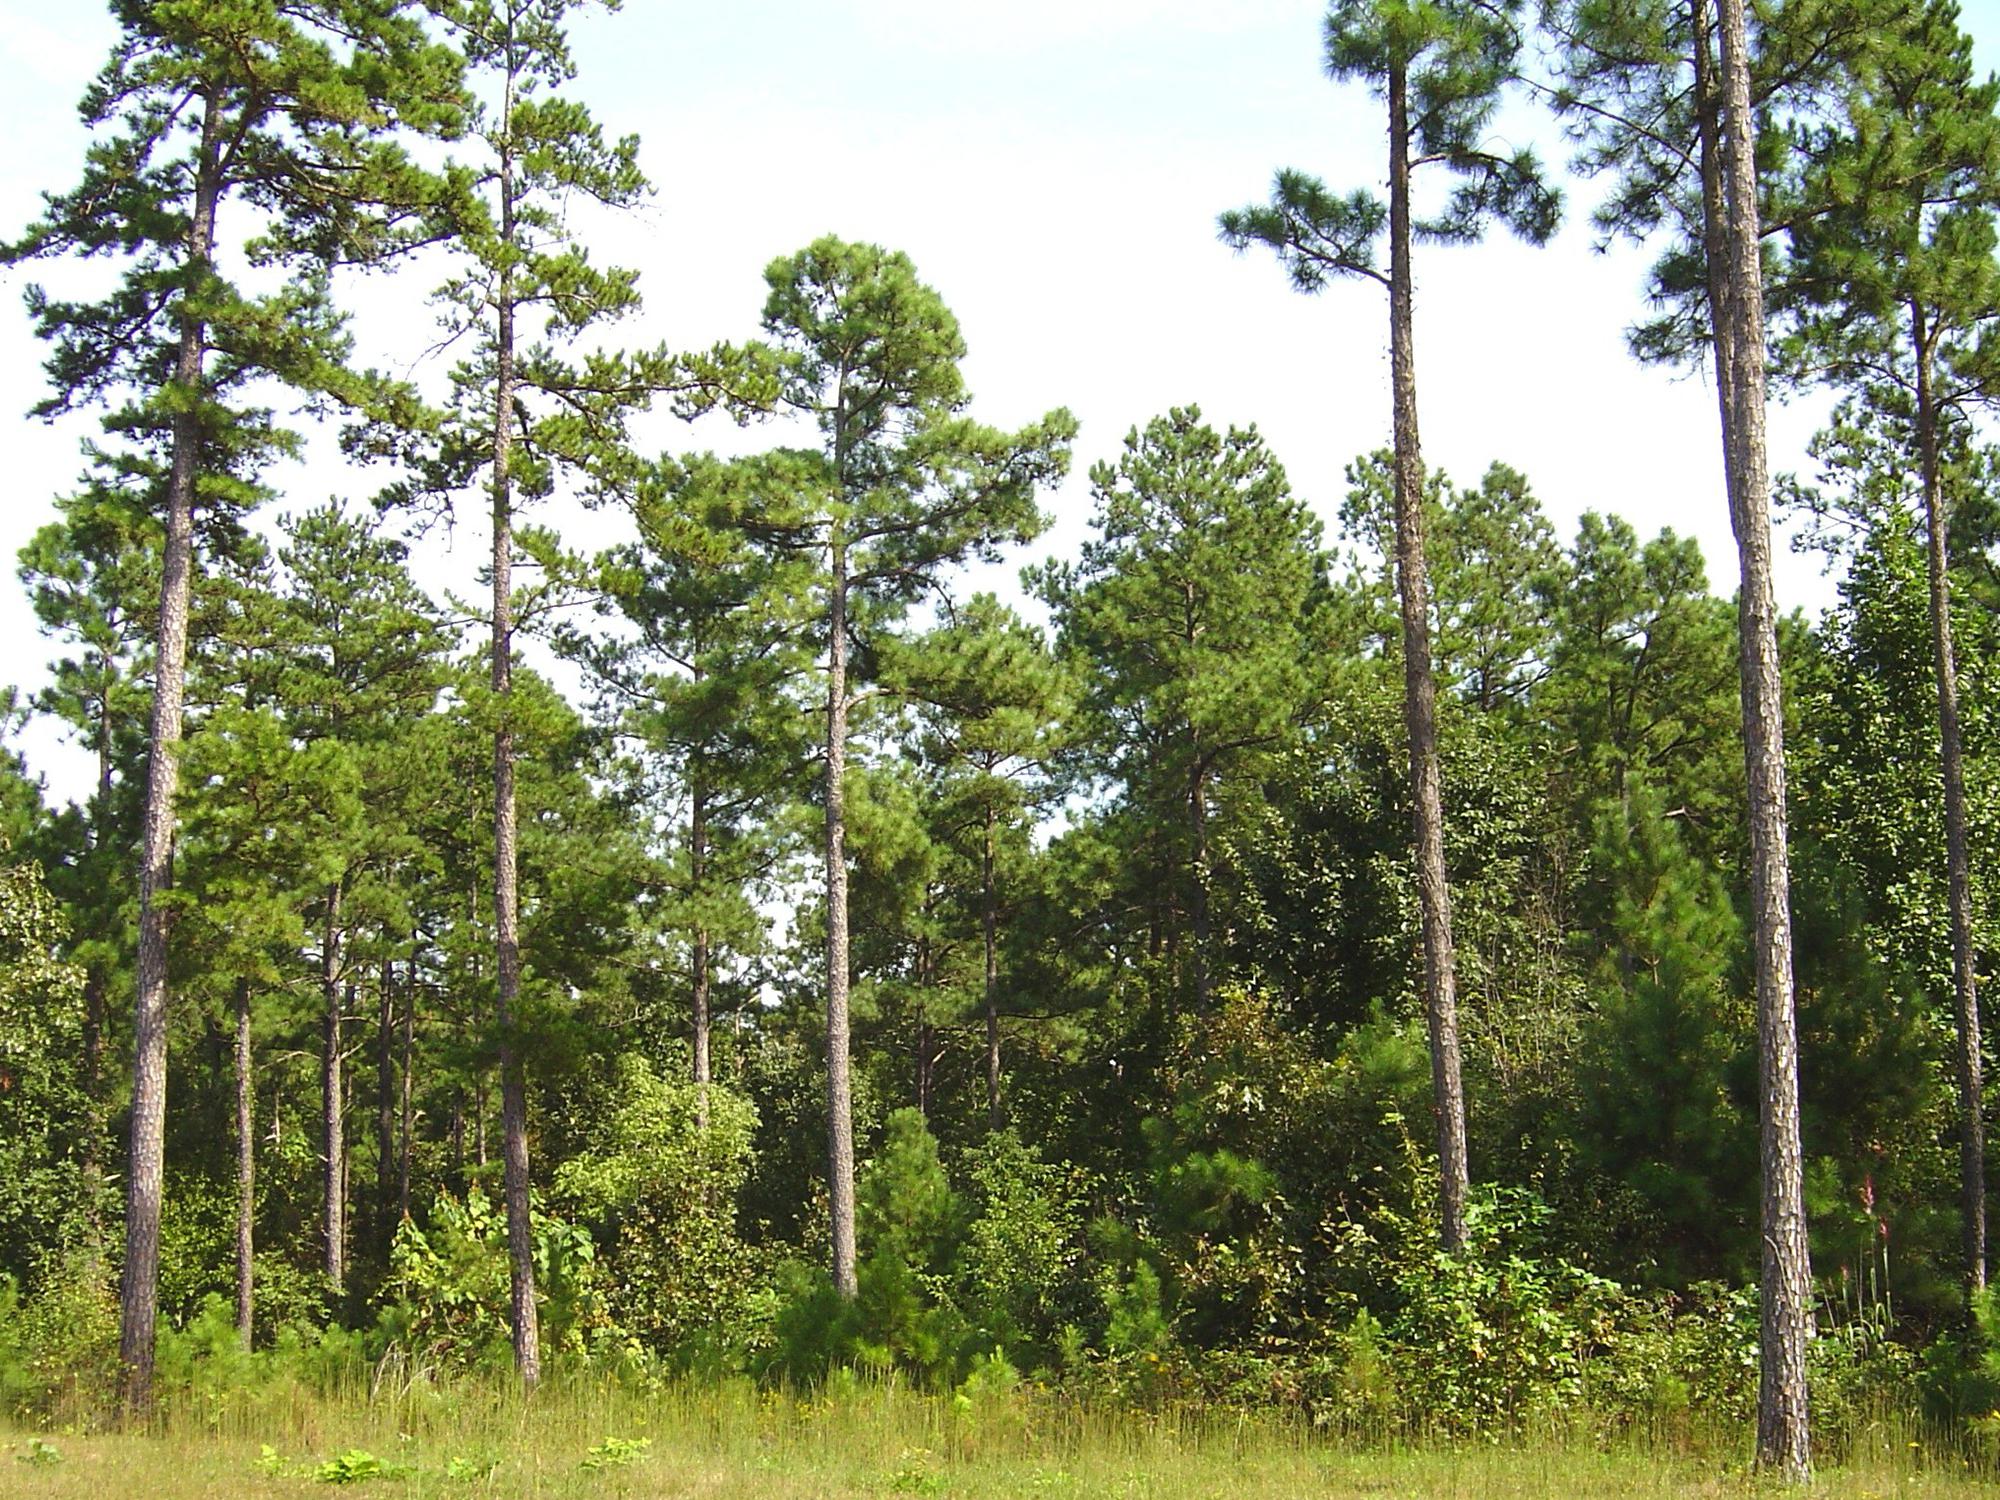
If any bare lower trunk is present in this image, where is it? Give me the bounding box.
[234,978,254,1349]
[1715,0,1811,1475]
[1188,757,1212,1012]
[692,773,711,1131]
[120,93,222,1418]
[825,539,858,1298]
[491,82,541,1385]
[81,965,106,1245]
[399,951,415,1221]
[1388,57,1469,1252]
[377,958,395,1247]
[983,804,1002,1131]
[321,887,345,1297]
[1915,310,1986,1292]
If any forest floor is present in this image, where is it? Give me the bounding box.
[0,1384,1993,1498]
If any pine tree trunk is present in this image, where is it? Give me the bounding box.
[234,977,254,1350]
[691,770,711,1131]
[1387,56,1470,1253]
[321,885,345,1297]
[81,964,106,1245]
[984,802,1002,1132]
[399,949,416,1222]
[120,92,222,1417]
[490,94,541,1387]
[825,537,858,1298]
[1188,753,1212,1011]
[1715,0,1812,1475]
[376,957,395,1251]
[1915,308,1986,1292]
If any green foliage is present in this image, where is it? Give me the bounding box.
[579,1435,652,1470]
[1572,786,1754,1284]
[956,1134,1091,1366]
[553,1055,761,1365]
[0,845,86,1278]
[381,1188,616,1371]
[313,1448,409,1485]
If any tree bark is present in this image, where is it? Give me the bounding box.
[399,948,416,1222]
[490,69,541,1384]
[1715,0,1812,1476]
[1914,306,1986,1292]
[120,91,222,1417]
[234,977,254,1350]
[983,802,1003,1131]
[376,957,396,1251]
[321,885,345,1297]
[1188,755,1213,1012]
[825,537,858,1298]
[1387,55,1470,1252]
[691,770,711,1131]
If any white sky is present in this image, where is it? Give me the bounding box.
[5,0,2000,807]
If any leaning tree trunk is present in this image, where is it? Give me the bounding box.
[1714,0,1812,1476]
[824,537,858,1299]
[1915,310,1986,1292]
[234,977,254,1349]
[321,885,346,1298]
[120,94,222,1417]
[1387,57,1470,1253]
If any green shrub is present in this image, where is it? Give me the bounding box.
[380,1186,620,1373]
[553,1054,763,1368]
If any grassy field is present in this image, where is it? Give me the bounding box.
[1,1381,1993,1498]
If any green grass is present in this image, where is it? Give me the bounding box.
[0,1379,1992,1498]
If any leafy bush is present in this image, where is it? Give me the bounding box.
[380,1186,619,1372]
[553,1054,762,1368]
[956,1134,1091,1369]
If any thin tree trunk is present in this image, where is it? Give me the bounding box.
[399,948,416,1222]
[376,956,395,1251]
[1188,756,1212,1011]
[1915,308,1986,1292]
[120,91,222,1417]
[1387,56,1470,1253]
[1715,0,1812,1475]
[825,537,858,1298]
[490,71,541,1385]
[983,802,1002,1131]
[81,965,106,1245]
[234,977,254,1350]
[691,770,711,1131]
[321,885,345,1297]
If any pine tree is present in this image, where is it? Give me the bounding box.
[1033,408,1333,1017]
[2,0,463,1407]
[887,595,1076,1128]
[1219,0,1559,1250]
[1776,0,2000,1293]
[561,454,815,1126]
[743,236,1074,1296]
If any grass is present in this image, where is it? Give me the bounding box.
[1,1378,1994,1499]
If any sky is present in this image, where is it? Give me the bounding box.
[4,0,2000,807]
